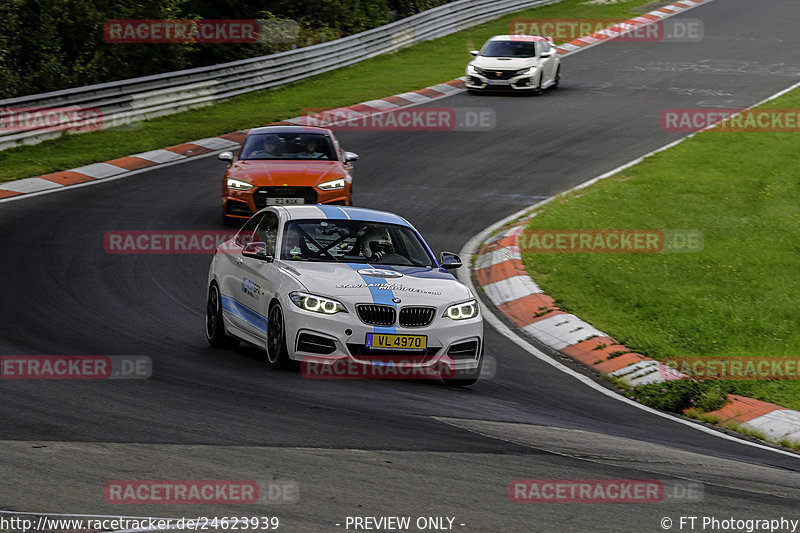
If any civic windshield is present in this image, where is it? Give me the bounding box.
[239,132,337,161]
[480,40,536,58]
[280,219,435,267]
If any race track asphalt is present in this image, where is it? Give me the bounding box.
[1,1,799,530]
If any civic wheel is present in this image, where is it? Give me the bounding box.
[553,66,561,89]
[534,73,544,96]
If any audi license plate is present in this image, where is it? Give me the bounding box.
[266,197,304,205]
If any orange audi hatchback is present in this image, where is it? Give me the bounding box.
[218,125,359,225]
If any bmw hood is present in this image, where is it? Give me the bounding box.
[278,262,472,306]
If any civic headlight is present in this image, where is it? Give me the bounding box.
[444,299,479,320]
[290,291,348,314]
[318,178,346,190]
[515,67,534,75]
[227,177,253,191]
[467,64,478,74]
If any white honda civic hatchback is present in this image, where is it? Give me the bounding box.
[205,205,484,386]
[466,35,560,94]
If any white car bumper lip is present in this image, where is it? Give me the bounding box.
[466,72,538,90]
[283,300,483,370]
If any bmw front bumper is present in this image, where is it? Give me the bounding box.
[282,299,484,377]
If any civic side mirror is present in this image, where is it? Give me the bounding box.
[345,151,359,162]
[470,50,479,57]
[218,151,234,162]
[440,252,462,269]
[242,242,274,262]
[540,51,551,58]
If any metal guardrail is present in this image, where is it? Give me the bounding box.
[0,0,555,151]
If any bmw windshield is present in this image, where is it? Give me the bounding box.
[280,219,436,267]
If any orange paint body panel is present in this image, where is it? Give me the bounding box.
[220,126,355,221]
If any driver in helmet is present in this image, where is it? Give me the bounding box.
[361,227,393,262]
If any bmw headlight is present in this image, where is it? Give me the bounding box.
[227,177,253,191]
[318,178,346,191]
[444,299,479,320]
[290,291,348,314]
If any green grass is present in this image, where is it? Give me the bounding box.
[521,88,800,410]
[0,0,659,183]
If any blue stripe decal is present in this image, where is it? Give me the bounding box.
[346,208,406,225]
[316,204,349,220]
[221,295,268,333]
[348,263,396,334]
[392,266,454,280]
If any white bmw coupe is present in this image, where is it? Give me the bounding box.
[205,205,484,386]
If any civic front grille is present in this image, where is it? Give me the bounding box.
[398,307,435,327]
[480,69,516,80]
[356,304,396,326]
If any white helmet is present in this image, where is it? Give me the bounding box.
[361,227,393,259]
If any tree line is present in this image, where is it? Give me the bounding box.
[0,0,455,99]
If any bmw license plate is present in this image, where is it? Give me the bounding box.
[366,333,427,350]
[266,197,304,205]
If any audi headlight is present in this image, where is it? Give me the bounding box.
[289,291,348,314]
[227,177,253,191]
[318,178,346,191]
[444,299,479,320]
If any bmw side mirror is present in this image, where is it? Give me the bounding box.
[345,151,359,162]
[218,151,234,162]
[470,50,479,57]
[242,242,274,262]
[440,252,462,269]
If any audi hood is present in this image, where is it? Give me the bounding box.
[226,160,346,186]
